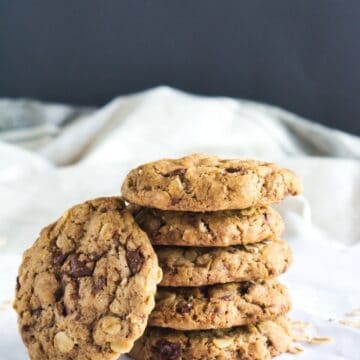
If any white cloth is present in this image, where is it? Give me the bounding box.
[0,87,359,359]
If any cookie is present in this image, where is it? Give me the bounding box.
[149,279,291,330]
[13,197,162,360]
[129,317,292,360]
[121,154,302,211]
[133,206,284,247]
[157,239,292,287]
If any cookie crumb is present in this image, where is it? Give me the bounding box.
[345,307,360,317]
[0,299,12,311]
[308,337,332,344]
[340,307,360,329]
[340,319,360,329]
[287,345,304,354]
[290,320,311,329]
[290,318,332,349]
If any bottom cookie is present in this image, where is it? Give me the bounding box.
[129,317,292,360]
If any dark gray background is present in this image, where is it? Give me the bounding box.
[1,0,360,135]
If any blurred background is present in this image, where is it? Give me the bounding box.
[1,0,360,135]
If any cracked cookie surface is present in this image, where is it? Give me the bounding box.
[157,239,292,287]
[13,197,162,360]
[133,206,284,247]
[129,317,292,360]
[150,279,291,330]
[121,154,303,211]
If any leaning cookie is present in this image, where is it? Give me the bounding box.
[157,239,292,287]
[129,317,292,360]
[133,206,284,247]
[149,279,291,330]
[13,197,162,360]
[121,154,302,211]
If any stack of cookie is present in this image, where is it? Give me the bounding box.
[122,154,303,360]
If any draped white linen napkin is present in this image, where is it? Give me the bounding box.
[1,87,359,359]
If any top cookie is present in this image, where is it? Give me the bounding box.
[121,154,303,211]
[14,197,162,360]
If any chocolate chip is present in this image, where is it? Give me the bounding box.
[70,280,80,300]
[22,325,31,332]
[163,265,178,275]
[126,249,145,275]
[170,197,181,205]
[67,255,93,278]
[54,287,63,302]
[266,338,273,348]
[263,212,269,221]
[92,276,107,295]
[53,251,67,266]
[151,339,181,360]
[30,308,42,316]
[164,168,186,177]
[16,276,20,291]
[225,167,246,174]
[238,281,253,296]
[186,215,198,227]
[176,302,191,314]
[56,301,68,317]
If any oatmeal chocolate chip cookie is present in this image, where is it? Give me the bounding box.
[129,317,292,360]
[121,154,303,211]
[133,206,284,247]
[13,197,162,360]
[149,279,291,330]
[157,239,292,287]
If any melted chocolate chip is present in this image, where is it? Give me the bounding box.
[92,276,107,295]
[176,302,191,314]
[53,251,67,266]
[16,276,20,291]
[164,168,186,177]
[238,281,253,296]
[225,167,246,174]
[126,249,145,275]
[151,339,181,360]
[263,212,269,221]
[67,255,93,278]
